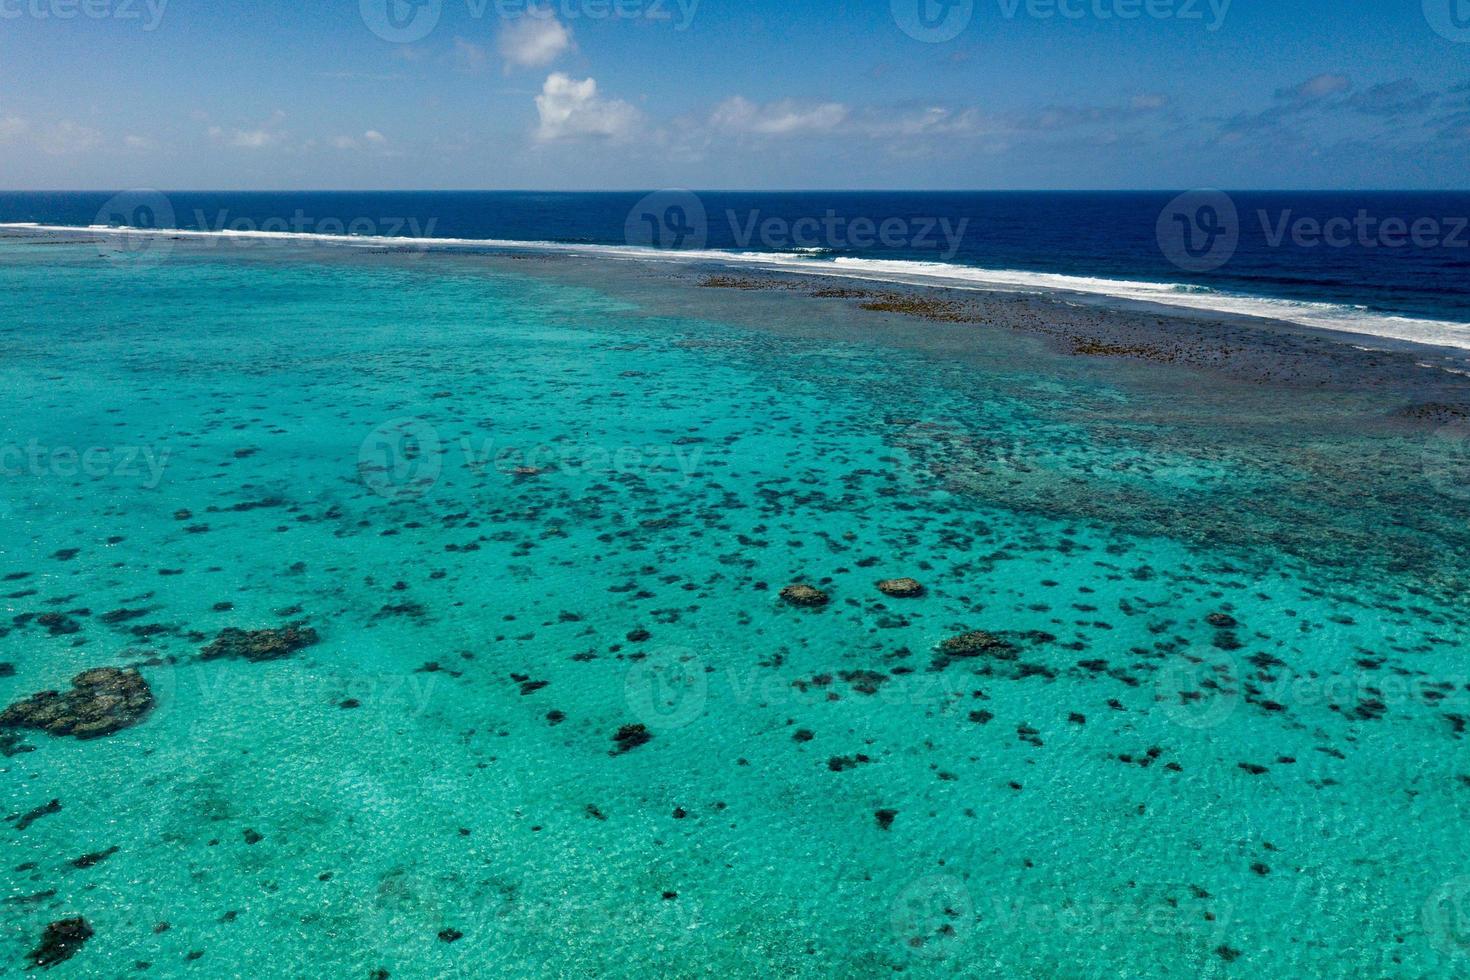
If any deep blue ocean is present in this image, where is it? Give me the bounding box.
[2,190,1468,333]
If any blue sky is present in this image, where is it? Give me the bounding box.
[0,0,1467,189]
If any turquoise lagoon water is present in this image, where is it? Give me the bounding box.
[1,235,1470,977]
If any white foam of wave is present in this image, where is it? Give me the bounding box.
[5,221,1470,352]
[790,256,1470,352]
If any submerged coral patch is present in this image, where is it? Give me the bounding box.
[28,917,93,969]
[611,724,652,755]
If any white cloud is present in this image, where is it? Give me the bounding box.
[711,96,848,135]
[332,130,389,151]
[1278,73,1352,103]
[499,14,572,69]
[453,37,489,73]
[703,98,996,144]
[632,91,1174,162]
[522,86,1172,158]
[228,129,279,149]
[0,116,27,142]
[534,74,640,142]
[124,134,155,150]
[36,120,101,155]
[209,111,286,150]
[849,105,991,139]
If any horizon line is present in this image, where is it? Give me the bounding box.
[3,188,1470,195]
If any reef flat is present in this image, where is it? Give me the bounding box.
[2,231,1470,977]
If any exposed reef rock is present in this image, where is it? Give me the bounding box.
[861,296,973,322]
[876,578,925,599]
[933,631,1018,670]
[780,584,829,608]
[1393,402,1470,425]
[0,668,154,740]
[200,624,319,662]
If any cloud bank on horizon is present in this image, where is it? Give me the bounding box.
[0,0,1467,189]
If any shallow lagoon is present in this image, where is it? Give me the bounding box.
[2,234,1469,977]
